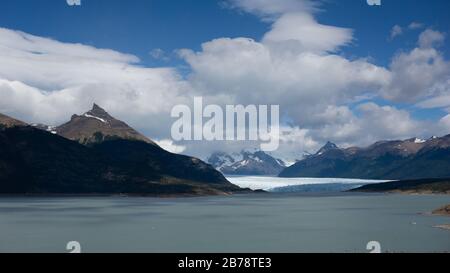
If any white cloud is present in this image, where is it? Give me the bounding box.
[419,29,445,48]
[381,29,449,102]
[262,12,353,53]
[270,126,320,162]
[296,102,427,148]
[389,22,426,40]
[390,25,403,39]
[149,48,169,61]
[408,22,424,30]
[356,102,422,139]
[225,1,352,53]
[265,102,429,158]
[0,28,138,64]
[154,139,187,154]
[439,114,450,131]
[181,36,389,128]
[0,28,190,139]
[176,3,450,156]
[1,3,449,160]
[179,1,389,131]
[180,125,320,163]
[225,0,318,20]
[416,86,450,109]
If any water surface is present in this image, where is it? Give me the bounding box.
[0,193,449,253]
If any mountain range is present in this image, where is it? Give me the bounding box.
[280,136,450,180]
[207,150,286,176]
[0,105,246,196]
[3,104,450,191]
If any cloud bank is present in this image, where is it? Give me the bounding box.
[0,0,449,161]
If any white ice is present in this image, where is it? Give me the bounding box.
[227,176,391,192]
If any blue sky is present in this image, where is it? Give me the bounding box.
[0,0,449,158]
[1,0,448,67]
[1,0,267,67]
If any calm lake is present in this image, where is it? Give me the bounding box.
[0,177,449,253]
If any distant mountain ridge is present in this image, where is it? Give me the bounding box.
[0,105,245,196]
[280,136,450,180]
[208,150,286,176]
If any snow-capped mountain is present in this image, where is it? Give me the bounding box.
[56,103,156,145]
[207,151,243,170]
[207,150,287,176]
[280,135,450,180]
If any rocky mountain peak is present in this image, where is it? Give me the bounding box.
[92,103,103,111]
[77,103,114,124]
[316,141,339,155]
[88,103,111,119]
[56,104,155,146]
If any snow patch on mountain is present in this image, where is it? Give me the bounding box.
[83,113,107,123]
[413,137,426,144]
[32,124,57,134]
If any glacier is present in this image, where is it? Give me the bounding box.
[227,176,391,193]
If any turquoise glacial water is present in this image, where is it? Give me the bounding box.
[0,192,449,253]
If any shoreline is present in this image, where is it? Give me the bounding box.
[432,204,450,216]
[0,190,261,199]
[434,224,450,231]
[350,178,450,195]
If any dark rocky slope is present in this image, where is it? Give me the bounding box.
[0,107,245,196]
[350,178,450,194]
